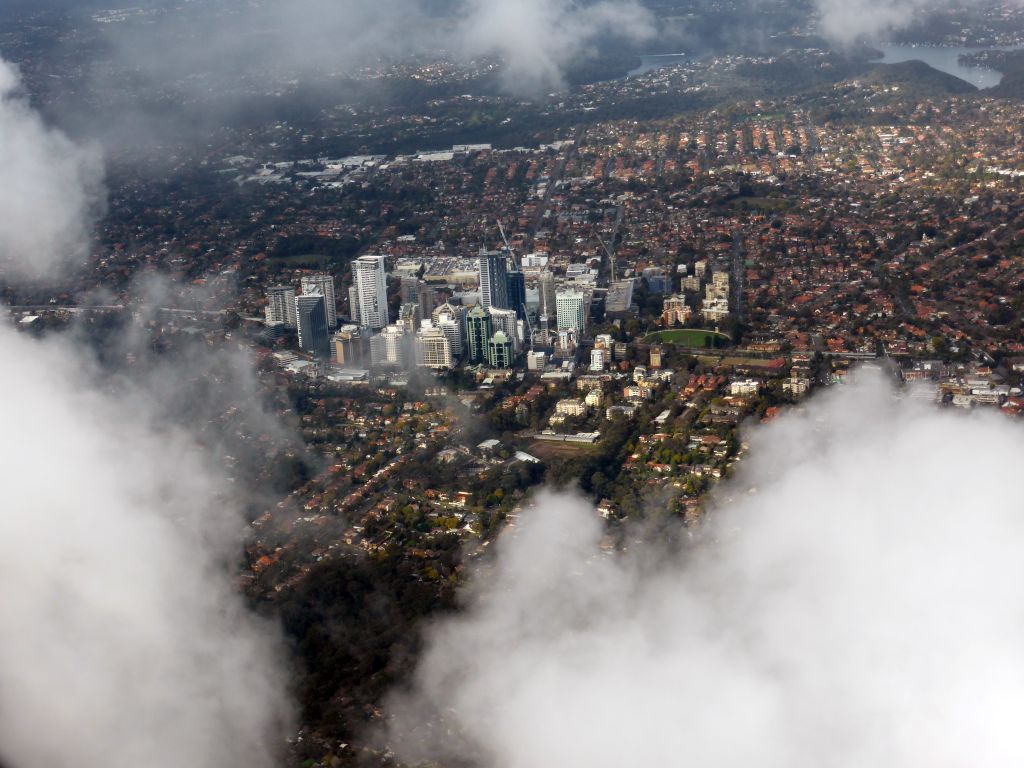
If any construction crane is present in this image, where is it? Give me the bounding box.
[497,219,535,349]
[496,219,517,267]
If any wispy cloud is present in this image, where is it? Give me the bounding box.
[458,0,656,93]
[814,0,935,44]
[387,370,1024,767]
[0,318,293,768]
[0,53,292,768]
[0,58,104,280]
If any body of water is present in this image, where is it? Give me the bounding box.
[626,46,1024,88]
[627,53,689,78]
[876,43,1024,89]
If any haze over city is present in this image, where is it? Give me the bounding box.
[3,0,1024,766]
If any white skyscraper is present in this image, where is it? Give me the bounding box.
[538,270,557,320]
[415,322,453,369]
[370,324,407,367]
[488,307,519,352]
[265,285,297,328]
[433,305,466,358]
[301,274,337,329]
[556,289,588,334]
[352,254,389,330]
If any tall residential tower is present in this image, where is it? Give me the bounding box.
[301,273,337,329]
[556,289,588,335]
[352,255,389,330]
[265,285,297,328]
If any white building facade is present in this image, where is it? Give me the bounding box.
[265,285,297,328]
[352,254,389,330]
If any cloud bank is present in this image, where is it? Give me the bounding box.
[388,370,1024,767]
[0,54,292,768]
[68,0,654,125]
[0,58,104,281]
[814,0,936,44]
[458,0,656,93]
[0,321,292,768]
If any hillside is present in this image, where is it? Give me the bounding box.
[859,60,979,96]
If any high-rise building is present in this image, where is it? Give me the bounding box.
[431,300,466,328]
[420,284,440,318]
[556,289,588,335]
[301,273,337,329]
[400,276,439,320]
[558,329,577,355]
[295,292,330,358]
[706,271,730,301]
[642,267,669,294]
[432,309,464,358]
[399,275,420,306]
[398,302,421,333]
[488,307,519,352]
[538,270,557,320]
[487,331,514,369]
[466,305,491,364]
[415,322,453,369]
[661,294,691,326]
[538,313,552,346]
[370,324,407,367]
[265,285,297,328]
[702,297,730,323]
[352,254,389,330]
[348,284,361,325]
[478,250,510,310]
[506,268,526,320]
[333,326,362,365]
[430,301,466,360]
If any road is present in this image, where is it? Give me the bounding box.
[730,229,746,324]
[604,204,625,284]
[525,126,585,252]
[6,304,125,313]
[6,304,227,317]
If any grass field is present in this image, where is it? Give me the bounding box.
[527,441,599,461]
[720,357,773,368]
[644,329,731,347]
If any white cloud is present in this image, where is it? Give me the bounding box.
[0,57,104,281]
[457,0,656,93]
[814,0,934,44]
[77,0,654,129]
[388,370,1024,767]
[0,319,292,768]
[0,53,291,768]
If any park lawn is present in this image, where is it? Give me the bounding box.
[527,440,600,461]
[720,356,772,368]
[644,329,731,347]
